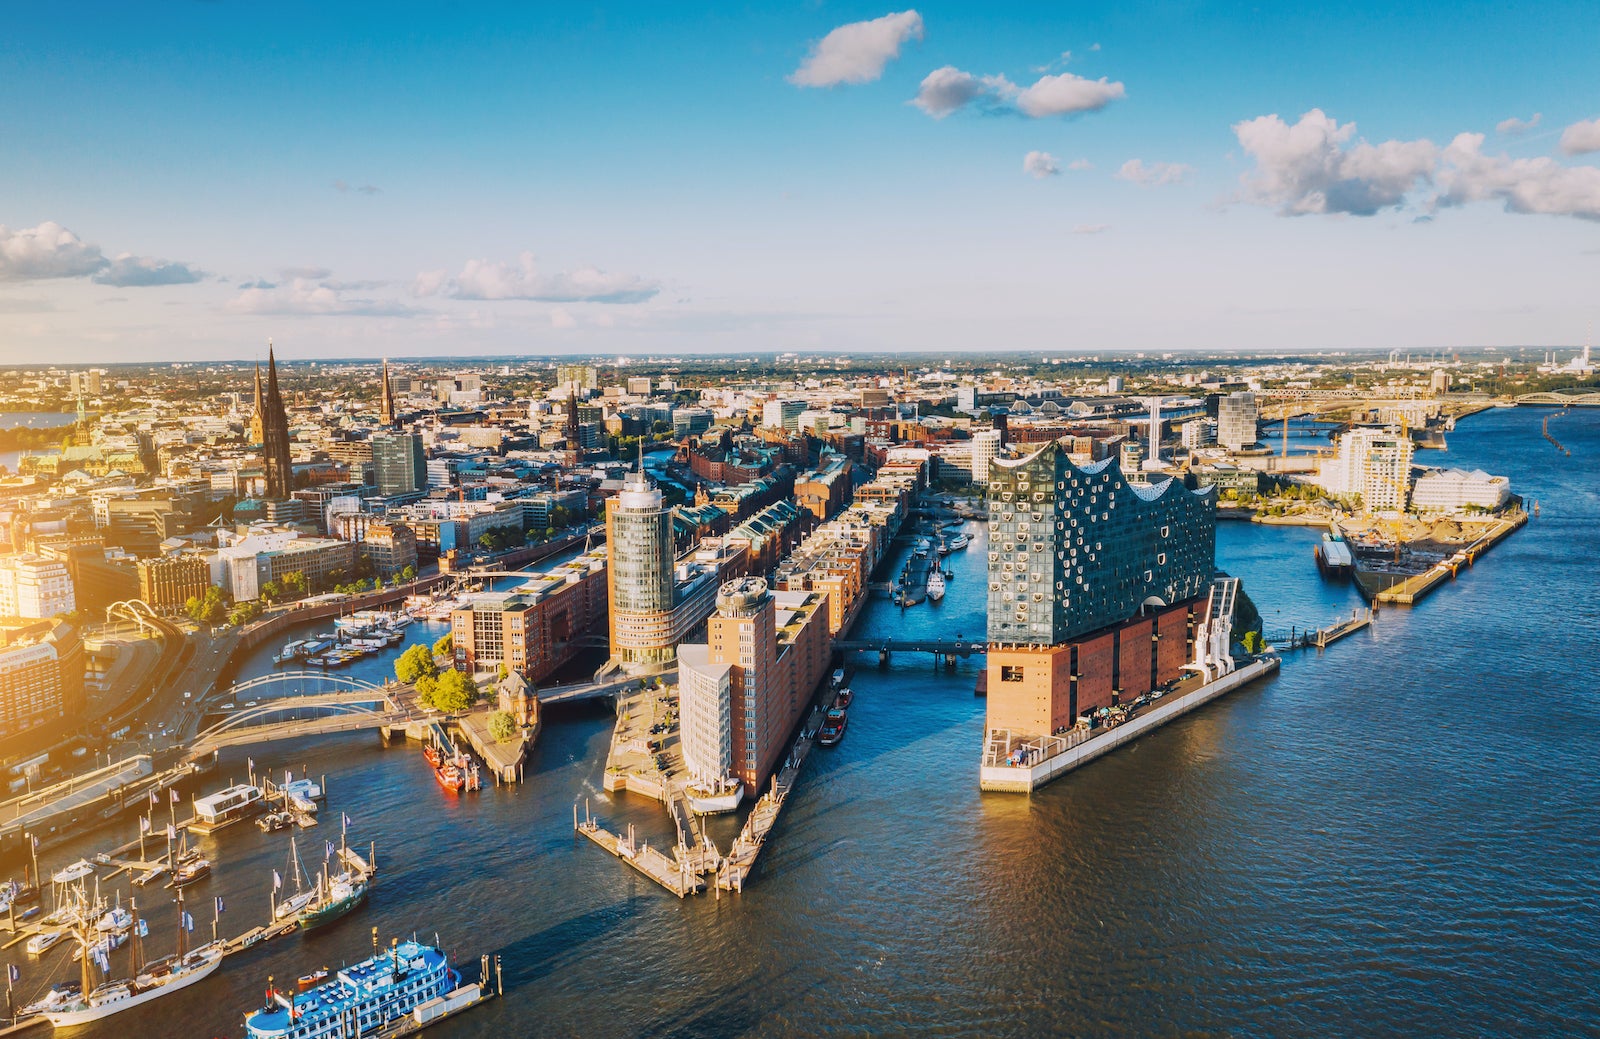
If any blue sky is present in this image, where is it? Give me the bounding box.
[2,1,1598,362]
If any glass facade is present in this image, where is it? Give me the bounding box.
[986,442,1215,645]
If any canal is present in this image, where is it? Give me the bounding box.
[8,406,1599,1037]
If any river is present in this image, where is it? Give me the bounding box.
[8,406,1599,1037]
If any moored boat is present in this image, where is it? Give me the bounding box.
[926,570,946,601]
[834,688,853,709]
[818,707,848,747]
[52,859,96,885]
[296,967,329,989]
[243,940,460,1038]
[27,929,65,955]
[171,858,211,888]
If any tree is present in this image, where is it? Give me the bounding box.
[431,670,479,713]
[228,601,262,626]
[185,585,228,625]
[432,633,453,658]
[488,710,518,742]
[415,673,439,708]
[1242,630,1264,655]
[496,661,509,681]
[401,564,416,582]
[395,643,439,685]
[283,571,307,597]
[260,579,283,603]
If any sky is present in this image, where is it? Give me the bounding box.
[2,1,1599,363]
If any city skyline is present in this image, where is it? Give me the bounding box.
[3,2,1600,362]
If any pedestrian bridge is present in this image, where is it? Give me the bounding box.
[188,672,412,755]
[833,637,987,660]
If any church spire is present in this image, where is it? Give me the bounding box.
[260,339,293,499]
[379,357,395,427]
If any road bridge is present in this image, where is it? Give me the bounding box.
[833,636,987,666]
[187,673,409,755]
[1516,391,1600,407]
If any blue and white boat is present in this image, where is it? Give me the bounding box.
[244,940,458,1038]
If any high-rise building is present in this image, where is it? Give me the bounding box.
[1216,391,1257,452]
[0,618,84,744]
[1318,428,1415,511]
[970,428,1002,484]
[136,555,210,614]
[451,548,608,682]
[259,344,294,499]
[361,521,418,579]
[379,358,396,427]
[372,433,426,497]
[984,441,1216,738]
[605,467,676,666]
[556,364,598,393]
[762,400,805,431]
[0,554,76,619]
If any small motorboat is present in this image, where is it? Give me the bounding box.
[97,905,133,933]
[297,968,330,990]
[834,688,854,709]
[171,858,211,888]
[257,811,295,833]
[818,707,848,747]
[26,930,65,956]
[51,860,95,885]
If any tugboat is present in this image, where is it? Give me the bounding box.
[243,939,464,1038]
[834,688,854,709]
[818,707,848,747]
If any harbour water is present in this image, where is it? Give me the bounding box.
[7,407,1599,1037]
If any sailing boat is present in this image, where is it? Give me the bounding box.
[272,836,316,922]
[34,892,224,1026]
[295,817,373,932]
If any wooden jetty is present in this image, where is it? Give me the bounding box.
[716,695,829,893]
[574,806,703,898]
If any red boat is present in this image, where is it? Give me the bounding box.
[834,688,853,709]
[422,743,441,768]
[434,764,465,792]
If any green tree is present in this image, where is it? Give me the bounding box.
[432,633,453,657]
[401,564,417,582]
[488,710,518,742]
[415,673,439,708]
[495,661,509,681]
[228,601,262,626]
[259,579,283,603]
[283,570,307,597]
[395,643,439,685]
[1242,630,1264,654]
[431,670,479,712]
[185,585,229,625]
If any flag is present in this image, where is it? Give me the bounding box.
[214,896,225,916]
[324,841,335,859]
[139,816,151,834]
[136,920,148,938]
[7,964,18,983]
[148,790,157,807]
[182,912,194,932]
[170,789,179,804]
[93,950,109,974]
[247,757,254,772]
[272,870,282,891]
[342,813,351,828]
[166,824,176,841]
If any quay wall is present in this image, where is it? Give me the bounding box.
[979,657,1279,793]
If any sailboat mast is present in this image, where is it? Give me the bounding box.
[129,899,145,976]
[77,892,94,999]
[175,891,188,960]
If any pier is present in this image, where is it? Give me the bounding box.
[715,695,830,892]
[1266,608,1374,651]
[574,808,704,898]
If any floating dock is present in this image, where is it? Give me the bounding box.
[574,811,703,898]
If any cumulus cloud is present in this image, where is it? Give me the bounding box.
[912,66,989,118]
[1559,117,1600,156]
[790,10,924,88]
[1233,109,1438,215]
[1116,159,1192,186]
[1437,134,1600,220]
[0,222,112,281]
[1073,224,1111,234]
[416,252,659,304]
[1015,72,1125,117]
[1023,151,1061,178]
[90,254,204,287]
[228,277,414,317]
[1496,113,1541,137]
[1068,158,1094,171]
[0,220,205,288]
[911,68,1124,120]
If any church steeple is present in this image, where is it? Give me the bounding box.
[248,359,266,446]
[379,357,395,427]
[260,339,293,500]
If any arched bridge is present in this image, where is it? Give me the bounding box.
[1515,391,1600,407]
[188,672,413,755]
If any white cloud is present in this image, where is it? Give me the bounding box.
[789,10,924,88]
[1496,113,1541,136]
[0,222,110,281]
[0,220,206,288]
[1015,72,1125,118]
[1437,133,1600,220]
[911,68,1123,120]
[227,278,414,316]
[1116,159,1193,186]
[549,308,577,329]
[416,252,659,304]
[91,253,204,287]
[1559,117,1600,156]
[1067,158,1094,171]
[1073,224,1111,234]
[1023,151,1061,178]
[1233,109,1437,215]
[912,66,988,118]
